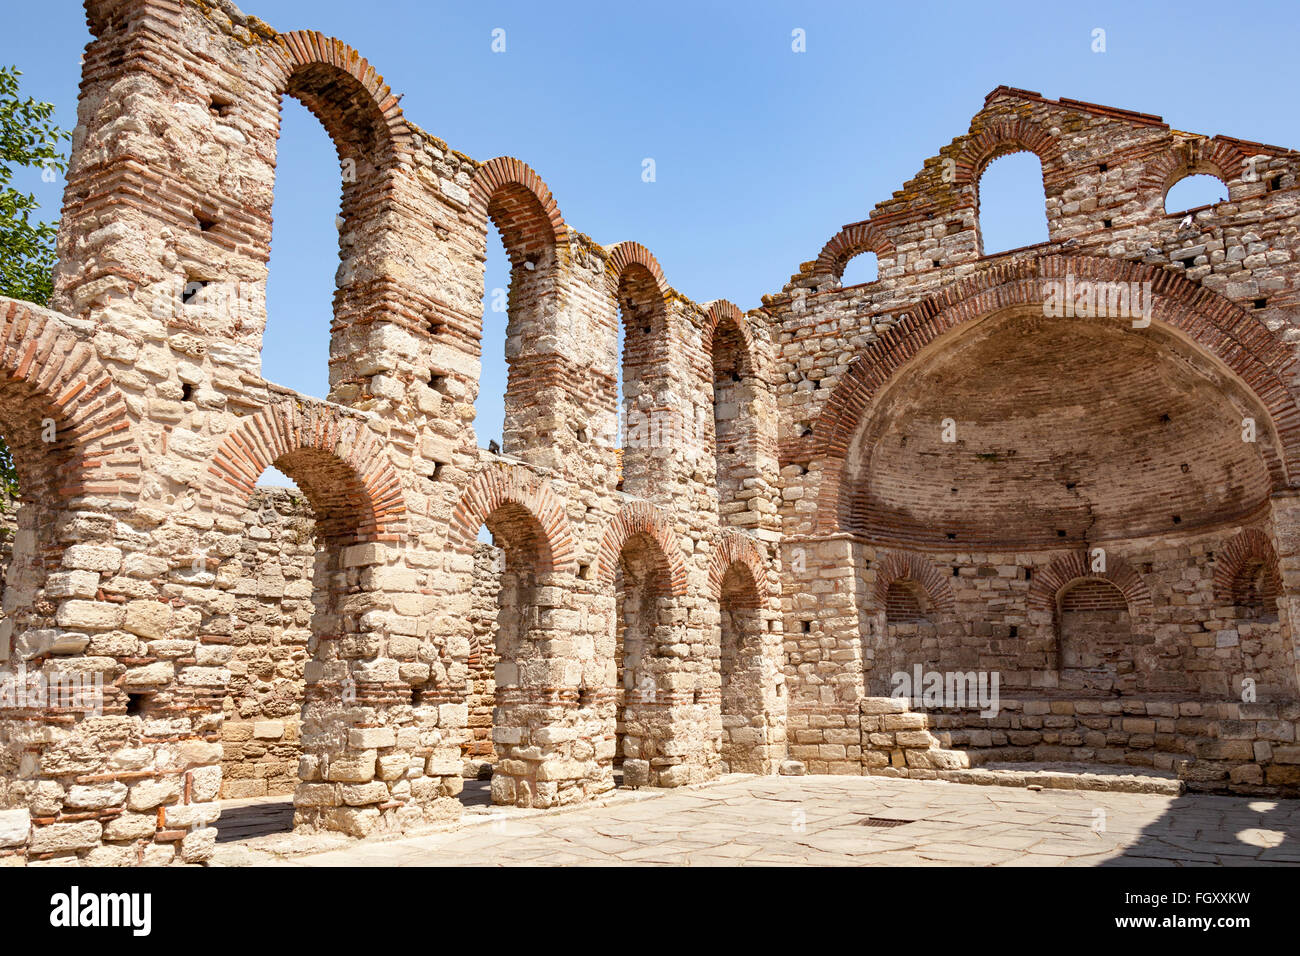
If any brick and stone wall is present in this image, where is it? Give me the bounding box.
[464,543,501,776]
[3,0,1300,866]
[219,487,314,798]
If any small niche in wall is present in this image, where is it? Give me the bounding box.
[208,95,235,118]
[181,277,212,306]
[578,563,592,581]
[181,383,194,403]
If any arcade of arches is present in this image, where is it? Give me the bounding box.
[1,0,1300,865]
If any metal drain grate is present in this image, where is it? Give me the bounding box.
[859,817,912,828]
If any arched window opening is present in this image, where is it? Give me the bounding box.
[840,250,878,286]
[612,532,673,787]
[711,316,758,529]
[1057,578,1133,694]
[885,578,930,625]
[217,448,372,836]
[1164,173,1228,215]
[1231,559,1281,621]
[0,394,78,663]
[467,502,545,804]
[263,96,340,403]
[219,486,314,809]
[477,224,510,455]
[976,151,1049,255]
[478,178,560,463]
[718,564,765,773]
[616,266,667,497]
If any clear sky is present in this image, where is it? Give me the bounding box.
[4,0,1294,469]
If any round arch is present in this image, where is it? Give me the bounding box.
[1028,551,1154,618]
[450,463,576,574]
[873,551,955,616]
[596,501,688,595]
[469,156,568,263]
[269,30,413,165]
[706,531,772,607]
[202,397,407,541]
[811,221,896,287]
[801,255,1300,535]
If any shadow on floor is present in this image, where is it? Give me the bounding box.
[1101,789,1300,865]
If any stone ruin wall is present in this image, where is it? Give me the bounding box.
[0,0,1298,866]
[464,543,500,776]
[773,87,1300,789]
[218,487,313,799]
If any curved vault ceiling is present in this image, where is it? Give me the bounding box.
[846,308,1275,550]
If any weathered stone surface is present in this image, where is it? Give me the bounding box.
[0,0,1296,870]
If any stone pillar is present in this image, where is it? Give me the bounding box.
[781,533,869,774]
[1268,492,1300,696]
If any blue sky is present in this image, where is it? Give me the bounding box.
[4,1,1294,463]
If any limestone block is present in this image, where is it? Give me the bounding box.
[0,809,31,847]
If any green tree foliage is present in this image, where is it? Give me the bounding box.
[0,65,70,508]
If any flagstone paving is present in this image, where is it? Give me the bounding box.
[213,774,1300,867]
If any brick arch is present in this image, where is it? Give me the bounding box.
[703,300,761,378]
[1028,552,1153,617]
[1141,137,1246,198]
[873,551,955,615]
[0,298,140,498]
[605,241,669,298]
[811,221,896,285]
[202,398,406,542]
[596,501,688,595]
[954,117,1065,188]
[707,531,773,606]
[1215,527,1283,607]
[269,30,413,164]
[469,157,567,263]
[449,464,576,574]
[797,254,1300,533]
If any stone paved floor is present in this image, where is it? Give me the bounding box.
[218,774,1300,866]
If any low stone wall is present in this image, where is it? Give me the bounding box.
[866,696,1300,794]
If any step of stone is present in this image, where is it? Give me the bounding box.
[935,761,1184,795]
